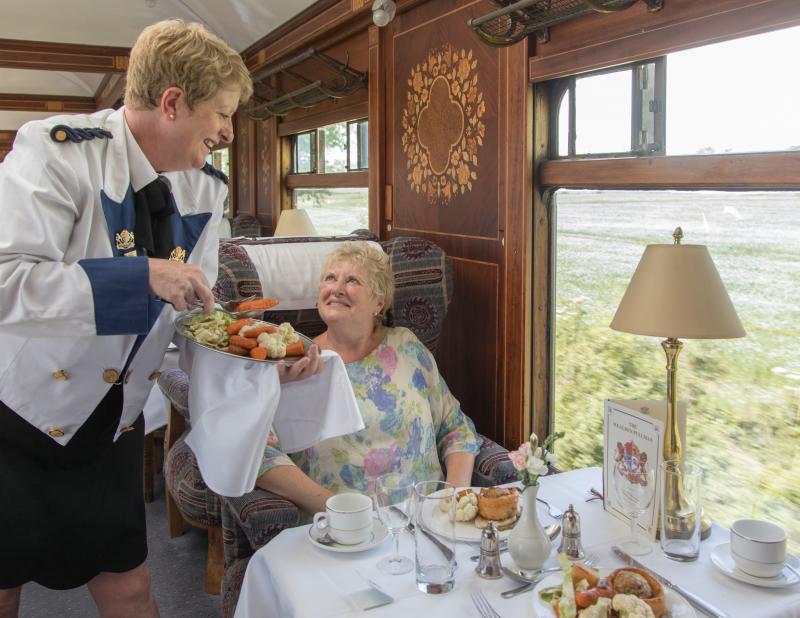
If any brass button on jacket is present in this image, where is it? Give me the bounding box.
[48,427,65,438]
[52,370,69,381]
[102,369,120,384]
[148,371,161,382]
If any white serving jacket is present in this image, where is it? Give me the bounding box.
[0,108,223,444]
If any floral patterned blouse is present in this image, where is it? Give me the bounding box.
[260,327,480,500]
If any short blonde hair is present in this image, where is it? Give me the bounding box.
[124,19,253,110]
[321,242,394,321]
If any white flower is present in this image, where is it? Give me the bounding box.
[526,457,549,477]
[545,451,557,466]
[534,447,543,459]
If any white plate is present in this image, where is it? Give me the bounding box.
[710,543,800,588]
[532,568,697,617]
[307,519,389,553]
[423,487,522,543]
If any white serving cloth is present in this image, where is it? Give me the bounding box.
[183,343,363,497]
[243,240,382,310]
[235,468,800,618]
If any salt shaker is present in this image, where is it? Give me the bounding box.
[475,521,503,579]
[557,504,586,560]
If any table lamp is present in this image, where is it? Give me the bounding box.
[610,227,745,534]
[273,208,319,237]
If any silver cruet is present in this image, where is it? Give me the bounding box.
[475,521,503,579]
[557,503,586,560]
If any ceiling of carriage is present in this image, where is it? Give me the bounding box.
[0,0,318,130]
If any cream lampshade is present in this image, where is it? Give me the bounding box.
[610,227,745,537]
[273,209,319,237]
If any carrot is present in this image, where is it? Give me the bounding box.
[236,298,279,312]
[226,319,254,335]
[229,335,257,350]
[243,324,278,338]
[284,340,305,357]
[249,347,268,360]
[226,344,249,356]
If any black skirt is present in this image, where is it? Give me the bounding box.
[0,385,147,590]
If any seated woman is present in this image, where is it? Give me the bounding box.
[256,242,480,516]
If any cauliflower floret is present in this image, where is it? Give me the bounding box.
[454,492,478,521]
[278,322,300,344]
[577,597,611,618]
[257,332,286,358]
[611,594,655,618]
[438,489,478,521]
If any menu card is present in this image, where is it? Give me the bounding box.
[603,399,685,541]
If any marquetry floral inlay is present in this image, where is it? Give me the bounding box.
[402,45,486,205]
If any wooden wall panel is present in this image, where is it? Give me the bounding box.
[390,2,499,238]
[0,130,16,163]
[233,111,257,218]
[439,257,498,438]
[529,0,800,82]
[386,0,530,448]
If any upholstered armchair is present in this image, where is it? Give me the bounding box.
[157,235,517,609]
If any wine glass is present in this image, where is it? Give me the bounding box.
[612,452,657,555]
[374,472,414,575]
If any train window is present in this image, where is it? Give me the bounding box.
[552,188,800,555]
[666,26,800,155]
[545,24,800,556]
[286,118,369,235]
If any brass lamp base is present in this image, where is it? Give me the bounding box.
[701,509,712,540]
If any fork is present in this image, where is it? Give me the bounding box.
[537,496,564,519]
[471,590,502,618]
[499,552,598,599]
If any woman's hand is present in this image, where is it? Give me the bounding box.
[276,344,325,384]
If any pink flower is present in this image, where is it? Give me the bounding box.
[364,444,402,478]
[508,450,526,471]
[376,346,398,375]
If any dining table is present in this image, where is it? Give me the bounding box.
[233,467,800,617]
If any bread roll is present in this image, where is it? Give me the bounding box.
[476,487,519,521]
[607,567,667,618]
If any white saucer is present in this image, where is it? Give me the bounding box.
[307,519,389,553]
[710,543,800,588]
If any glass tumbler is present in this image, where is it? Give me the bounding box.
[413,480,456,594]
[660,459,703,562]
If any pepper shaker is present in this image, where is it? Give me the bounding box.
[475,521,503,579]
[557,504,586,560]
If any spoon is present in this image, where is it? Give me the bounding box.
[469,523,561,561]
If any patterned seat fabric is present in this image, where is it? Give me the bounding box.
[230,213,262,237]
[164,434,221,527]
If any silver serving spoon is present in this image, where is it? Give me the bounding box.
[469,523,561,562]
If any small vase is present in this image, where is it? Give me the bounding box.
[508,484,552,573]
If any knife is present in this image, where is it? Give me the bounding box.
[611,546,731,618]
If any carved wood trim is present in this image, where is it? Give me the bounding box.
[531,83,552,445]
[529,0,800,82]
[540,153,800,188]
[285,171,369,188]
[277,101,368,137]
[0,93,96,113]
[0,130,15,163]
[95,74,126,110]
[0,38,129,73]
[368,24,385,238]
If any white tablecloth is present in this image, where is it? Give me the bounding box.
[234,468,800,618]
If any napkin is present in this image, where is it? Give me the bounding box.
[184,344,363,496]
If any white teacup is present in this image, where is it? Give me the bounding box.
[730,519,787,578]
[313,493,373,545]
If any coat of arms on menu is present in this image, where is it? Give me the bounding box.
[602,399,685,542]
